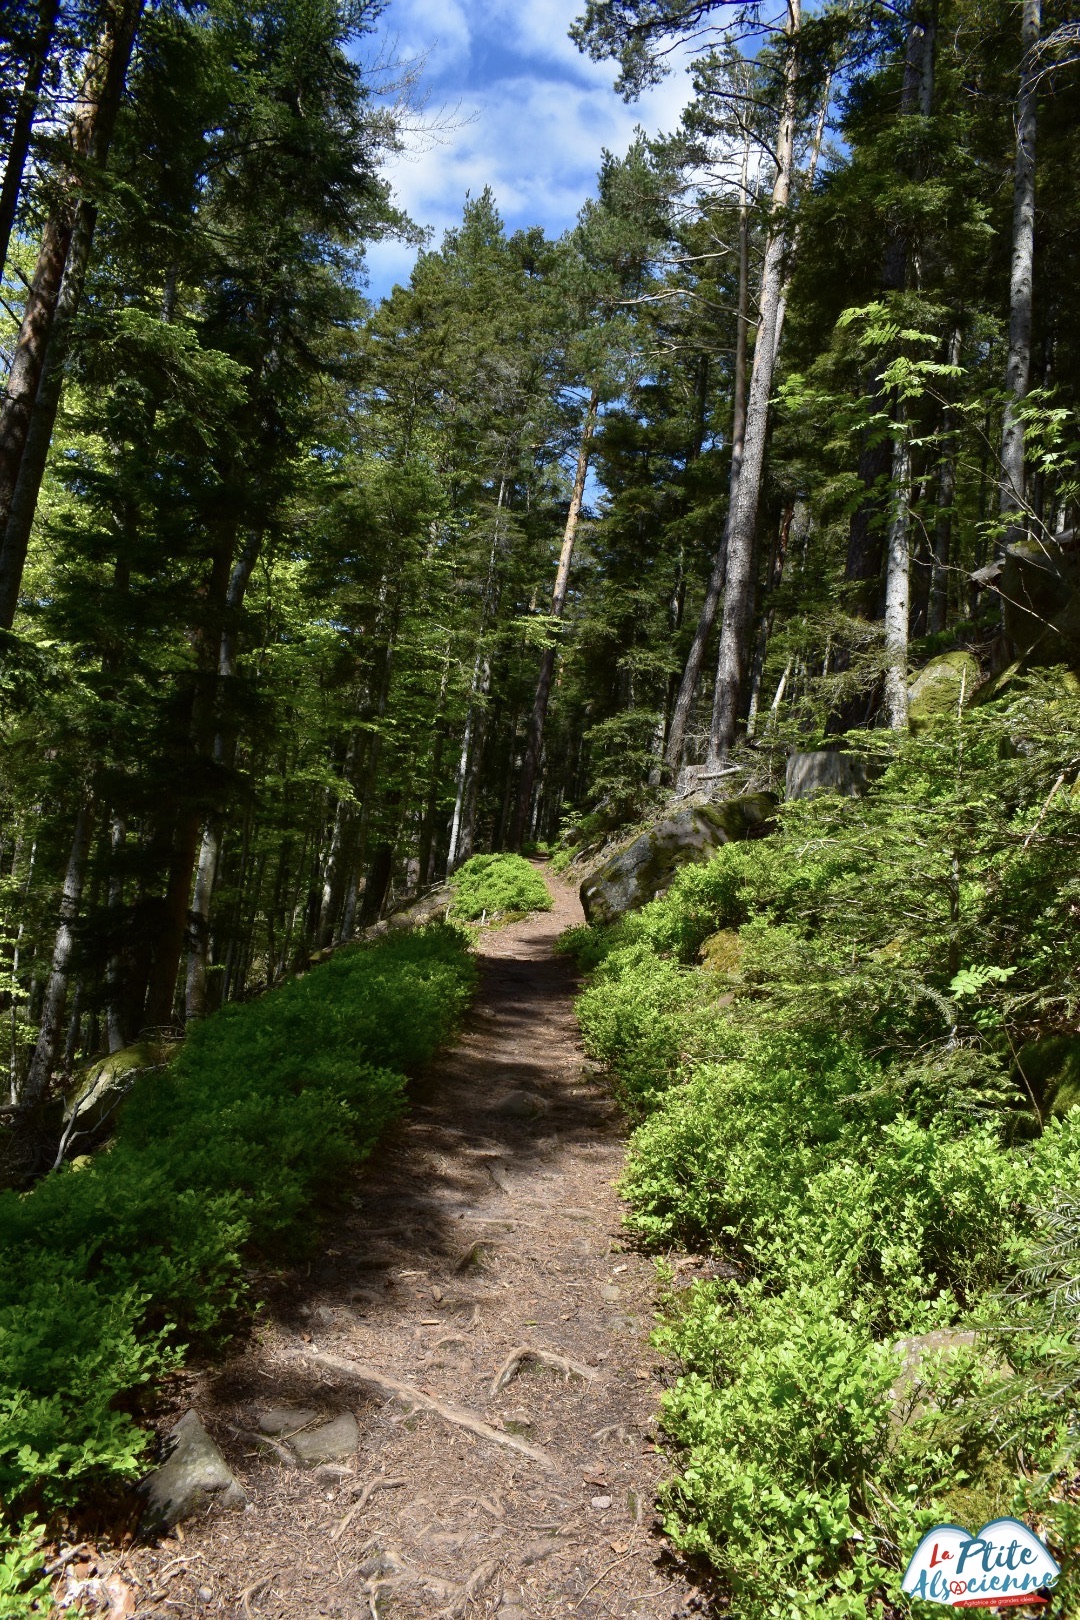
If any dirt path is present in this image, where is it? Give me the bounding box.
[126,874,699,1620]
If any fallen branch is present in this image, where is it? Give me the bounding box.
[285,1345,556,1470]
[491,1345,595,1398]
[334,1476,408,1540]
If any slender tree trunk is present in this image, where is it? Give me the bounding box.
[0,0,145,628]
[706,0,800,765]
[184,533,262,1020]
[511,393,597,847]
[845,0,936,606]
[997,0,1041,553]
[883,424,912,729]
[21,796,94,1109]
[447,480,505,871]
[928,329,962,635]
[0,0,61,280]
[664,140,751,780]
[746,502,797,737]
[104,811,128,1052]
[0,202,97,630]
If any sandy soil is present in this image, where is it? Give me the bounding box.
[113,872,704,1620]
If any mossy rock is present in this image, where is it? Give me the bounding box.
[699,930,743,975]
[580,793,776,927]
[1013,1034,1080,1120]
[907,651,982,731]
[63,1039,175,1141]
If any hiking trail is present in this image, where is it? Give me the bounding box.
[125,871,701,1619]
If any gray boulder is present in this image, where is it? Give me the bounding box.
[139,1410,247,1531]
[256,1405,318,1436]
[580,794,776,927]
[786,751,873,801]
[289,1411,360,1467]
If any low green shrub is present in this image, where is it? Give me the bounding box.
[447,853,552,921]
[576,684,1080,1615]
[0,924,475,1517]
[0,1521,51,1618]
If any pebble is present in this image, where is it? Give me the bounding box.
[590,1495,613,1509]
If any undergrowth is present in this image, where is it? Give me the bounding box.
[570,673,1080,1617]
[0,923,475,1605]
[448,852,552,921]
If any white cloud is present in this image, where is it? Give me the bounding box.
[369,0,696,298]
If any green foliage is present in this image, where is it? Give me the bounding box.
[447,854,553,921]
[0,926,475,1513]
[575,689,1080,1614]
[0,1521,50,1619]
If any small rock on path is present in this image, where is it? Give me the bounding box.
[127,872,700,1618]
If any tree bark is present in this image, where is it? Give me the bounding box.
[184,533,262,1020]
[745,502,798,737]
[882,424,912,729]
[0,0,145,629]
[927,328,962,634]
[21,796,94,1109]
[845,0,936,605]
[997,0,1040,553]
[0,199,95,629]
[663,137,750,779]
[0,0,61,281]
[706,0,800,765]
[511,392,597,847]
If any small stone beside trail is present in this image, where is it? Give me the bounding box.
[138,1410,247,1531]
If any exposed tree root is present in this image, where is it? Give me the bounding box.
[333,1475,408,1540]
[490,1344,595,1398]
[286,1344,557,1470]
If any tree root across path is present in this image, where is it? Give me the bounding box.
[490,1344,596,1398]
[285,1344,558,1470]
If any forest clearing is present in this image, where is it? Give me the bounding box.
[1,0,1079,1613]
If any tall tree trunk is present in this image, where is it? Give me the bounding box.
[706,0,800,766]
[0,0,61,280]
[997,0,1040,553]
[883,424,912,729]
[845,0,936,606]
[447,480,505,872]
[21,796,94,1109]
[511,392,597,847]
[745,502,798,737]
[184,533,262,1020]
[664,137,751,779]
[0,0,145,628]
[104,811,128,1052]
[0,201,94,631]
[927,328,962,635]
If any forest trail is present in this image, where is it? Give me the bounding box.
[127,872,698,1620]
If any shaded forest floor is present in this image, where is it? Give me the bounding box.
[114,872,702,1620]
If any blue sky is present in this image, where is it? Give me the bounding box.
[362,0,695,301]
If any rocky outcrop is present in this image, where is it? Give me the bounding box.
[785,751,873,800]
[58,1040,175,1162]
[138,1410,247,1532]
[972,529,1080,668]
[907,650,982,730]
[1013,1034,1080,1119]
[579,794,776,927]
